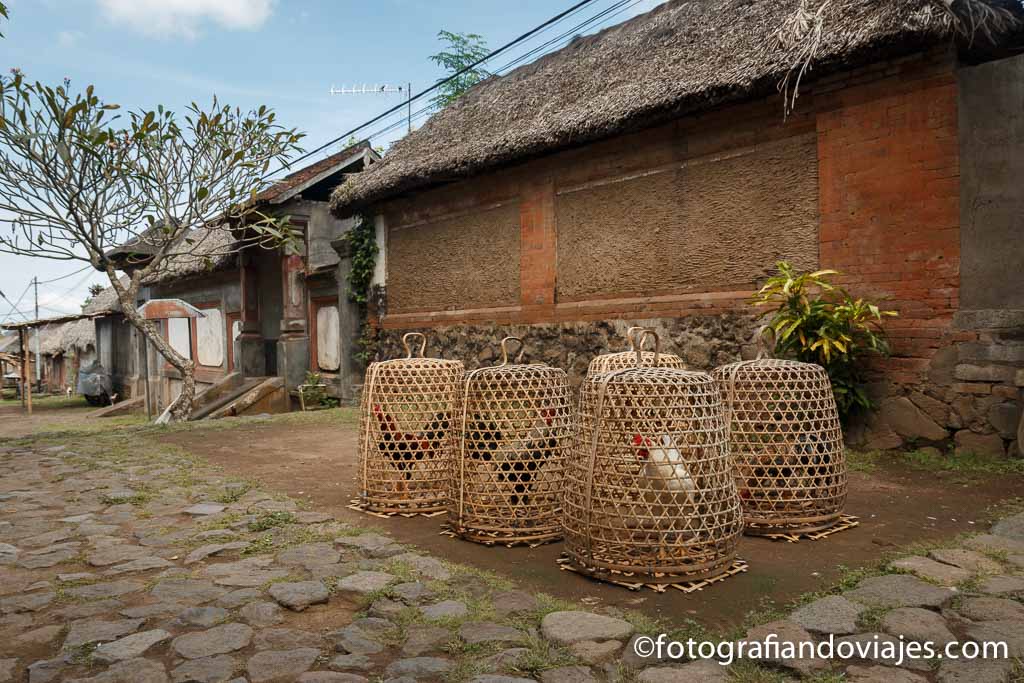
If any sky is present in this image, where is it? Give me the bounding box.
[0,0,664,324]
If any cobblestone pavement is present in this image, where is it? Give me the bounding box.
[1,433,1023,683]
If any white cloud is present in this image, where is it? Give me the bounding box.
[56,30,84,48]
[97,0,274,40]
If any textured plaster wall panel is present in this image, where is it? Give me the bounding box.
[316,305,341,372]
[167,318,192,361]
[387,202,521,312]
[555,134,819,300]
[958,54,1024,310]
[196,308,225,368]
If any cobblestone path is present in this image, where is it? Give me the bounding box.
[1,435,1022,682]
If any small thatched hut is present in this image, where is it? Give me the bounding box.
[331,0,1024,455]
[0,314,100,393]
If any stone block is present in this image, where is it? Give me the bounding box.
[988,402,1022,439]
[909,391,949,424]
[953,383,992,396]
[954,309,1024,330]
[928,345,958,387]
[958,342,1024,364]
[1019,412,1024,452]
[954,430,1006,457]
[878,397,948,441]
[992,385,1019,400]
[955,364,1016,382]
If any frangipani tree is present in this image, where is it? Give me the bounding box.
[0,72,304,421]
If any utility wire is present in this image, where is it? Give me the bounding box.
[358,0,646,146]
[0,282,32,325]
[0,307,35,318]
[357,0,646,146]
[40,269,96,302]
[35,264,92,285]
[347,0,623,146]
[270,0,602,177]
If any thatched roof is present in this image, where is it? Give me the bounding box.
[61,318,98,352]
[82,276,128,315]
[34,318,95,356]
[0,333,20,354]
[142,228,238,285]
[330,0,1021,215]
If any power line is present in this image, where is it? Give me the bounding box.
[0,282,32,326]
[0,306,34,318]
[39,304,79,315]
[356,2,638,145]
[271,0,602,176]
[357,0,646,147]
[35,264,92,285]
[1,266,96,327]
[490,0,640,74]
[40,268,96,302]
[0,304,79,318]
[324,0,615,152]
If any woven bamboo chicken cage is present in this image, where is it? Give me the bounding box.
[713,354,846,536]
[450,337,573,545]
[563,332,743,584]
[588,326,686,376]
[357,333,464,514]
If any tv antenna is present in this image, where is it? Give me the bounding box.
[330,82,413,134]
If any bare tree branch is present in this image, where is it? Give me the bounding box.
[0,73,305,420]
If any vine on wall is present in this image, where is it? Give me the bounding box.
[344,214,381,366]
[344,214,378,305]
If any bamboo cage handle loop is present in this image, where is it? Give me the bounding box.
[754,325,776,360]
[626,326,645,351]
[401,332,428,359]
[634,330,660,368]
[498,336,525,366]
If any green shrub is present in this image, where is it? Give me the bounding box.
[753,261,897,421]
[300,371,338,409]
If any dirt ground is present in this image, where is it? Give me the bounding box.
[0,396,118,440]
[161,414,1024,631]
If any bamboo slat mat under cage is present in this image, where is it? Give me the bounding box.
[450,337,573,546]
[747,514,859,542]
[588,326,686,376]
[557,554,749,593]
[357,333,464,515]
[562,331,744,586]
[713,358,847,536]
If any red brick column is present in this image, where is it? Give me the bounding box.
[519,181,556,318]
[817,70,960,385]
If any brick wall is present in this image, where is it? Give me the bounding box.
[366,50,1021,454]
[817,62,961,383]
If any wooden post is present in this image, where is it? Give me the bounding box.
[18,330,25,410]
[20,328,31,415]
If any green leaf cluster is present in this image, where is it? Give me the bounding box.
[429,30,491,110]
[753,261,898,420]
[344,214,378,305]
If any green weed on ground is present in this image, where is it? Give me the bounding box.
[847,448,1024,478]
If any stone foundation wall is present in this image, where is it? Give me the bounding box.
[854,311,1024,457]
[371,313,763,393]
